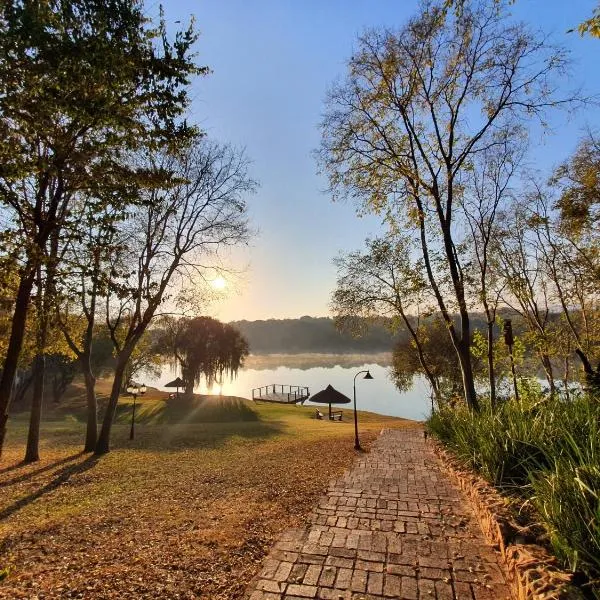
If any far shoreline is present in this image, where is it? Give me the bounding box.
[243,351,392,370]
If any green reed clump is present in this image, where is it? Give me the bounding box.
[532,459,600,581]
[428,389,600,593]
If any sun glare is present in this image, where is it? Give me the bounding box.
[211,276,227,290]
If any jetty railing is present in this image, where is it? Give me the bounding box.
[252,384,310,403]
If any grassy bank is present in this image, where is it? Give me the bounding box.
[0,394,412,599]
[428,391,600,597]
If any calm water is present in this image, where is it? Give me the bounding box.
[146,355,431,421]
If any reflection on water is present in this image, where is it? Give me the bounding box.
[243,352,392,370]
[146,353,431,421]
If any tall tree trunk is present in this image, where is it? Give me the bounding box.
[414,198,479,411]
[540,353,556,396]
[24,353,45,463]
[95,359,128,455]
[82,359,97,453]
[575,348,600,394]
[454,305,479,412]
[456,338,478,411]
[563,354,570,401]
[24,265,50,463]
[120,364,131,393]
[487,320,496,409]
[440,194,479,412]
[0,267,36,458]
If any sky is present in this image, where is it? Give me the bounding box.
[158,0,600,322]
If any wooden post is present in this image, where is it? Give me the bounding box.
[503,320,519,401]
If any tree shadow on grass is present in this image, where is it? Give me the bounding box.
[0,452,82,488]
[115,417,286,452]
[105,396,289,451]
[0,462,24,476]
[0,454,99,521]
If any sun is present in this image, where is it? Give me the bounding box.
[211,276,227,290]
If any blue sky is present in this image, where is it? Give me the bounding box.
[159,0,600,321]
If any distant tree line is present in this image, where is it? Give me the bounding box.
[233,316,398,354]
[231,314,502,354]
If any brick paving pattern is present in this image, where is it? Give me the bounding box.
[245,428,510,600]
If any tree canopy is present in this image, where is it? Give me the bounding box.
[158,316,249,397]
[320,0,574,411]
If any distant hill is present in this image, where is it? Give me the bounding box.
[230,313,497,355]
[230,316,396,354]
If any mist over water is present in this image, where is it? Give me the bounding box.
[146,354,431,421]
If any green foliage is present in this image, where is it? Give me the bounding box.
[470,329,488,361]
[429,393,600,589]
[533,460,600,577]
[392,317,485,398]
[0,0,204,242]
[554,135,600,237]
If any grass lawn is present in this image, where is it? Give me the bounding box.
[0,388,416,599]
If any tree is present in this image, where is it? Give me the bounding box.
[494,202,559,393]
[445,0,600,39]
[47,354,78,405]
[159,316,249,397]
[319,0,572,410]
[519,151,600,393]
[331,235,443,402]
[97,139,253,454]
[391,315,483,404]
[461,137,524,407]
[0,0,203,457]
[55,201,127,451]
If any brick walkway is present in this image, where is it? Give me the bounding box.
[245,428,510,600]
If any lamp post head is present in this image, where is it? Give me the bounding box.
[363,371,374,380]
[126,383,139,396]
[139,384,147,395]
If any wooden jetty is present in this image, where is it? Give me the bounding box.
[252,384,310,404]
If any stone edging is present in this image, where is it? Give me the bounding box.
[429,439,582,600]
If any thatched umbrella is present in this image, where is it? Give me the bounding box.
[309,384,351,419]
[164,376,185,399]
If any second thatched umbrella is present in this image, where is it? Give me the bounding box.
[164,376,185,399]
[309,384,351,419]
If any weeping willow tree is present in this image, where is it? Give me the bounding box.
[159,316,249,397]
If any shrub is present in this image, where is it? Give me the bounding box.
[532,461,600,581]
[428,392,600,591]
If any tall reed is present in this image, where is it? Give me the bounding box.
[428,390,600,594]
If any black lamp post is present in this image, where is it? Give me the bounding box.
[353,370,373,450]
[127,382,146,440]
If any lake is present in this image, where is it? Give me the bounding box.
[146,353,432,421]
